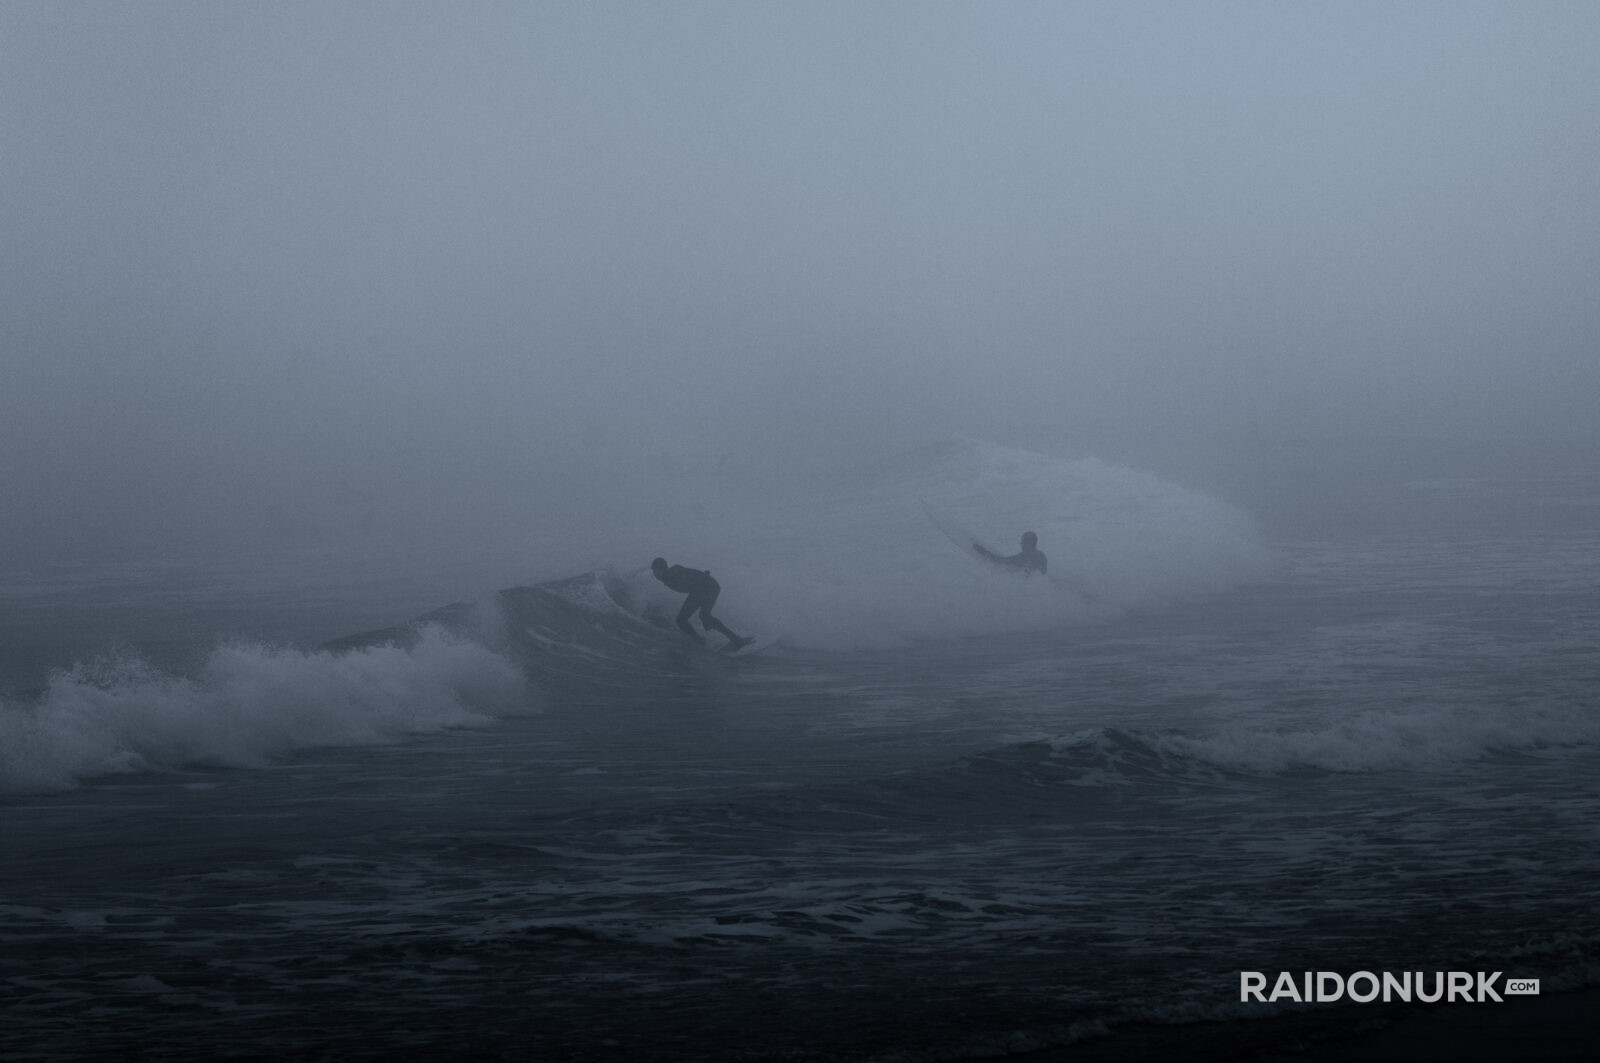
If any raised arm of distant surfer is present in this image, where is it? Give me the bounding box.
[973,532,1048,575]
[650,558,754,652]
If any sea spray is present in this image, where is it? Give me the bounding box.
[0,627,526,794]
[637,440,1275,650]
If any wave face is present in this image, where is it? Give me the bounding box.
[636,439,1274,650]
[0,441,1272,793]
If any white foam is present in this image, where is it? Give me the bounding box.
[0,627,527,794]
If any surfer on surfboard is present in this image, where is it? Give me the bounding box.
[650,558,754,652]
[974,532,1048,575]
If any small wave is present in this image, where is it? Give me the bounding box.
[1026,706,1600,783]
[0,628,527,794]
[854,730,1236,814]
[976,729,1235,790]
[893,706,1600,804]
[1153,703,1600,774]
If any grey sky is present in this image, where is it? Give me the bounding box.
[4,1,1597,560]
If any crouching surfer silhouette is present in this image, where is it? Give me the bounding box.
[974,532,1048,575]
[650,558,754,652]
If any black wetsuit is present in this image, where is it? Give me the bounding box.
[974,544,1048,574]
[653,565,739,641]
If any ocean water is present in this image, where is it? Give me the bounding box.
[3,441,1598,1061]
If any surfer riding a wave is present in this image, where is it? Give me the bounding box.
[650,558,754,653]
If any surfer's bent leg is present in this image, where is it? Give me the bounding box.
[675,597,704,640]
[699,606,737,640]
[692,582,739,640]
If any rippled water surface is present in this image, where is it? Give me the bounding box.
[5,531,1599,1060]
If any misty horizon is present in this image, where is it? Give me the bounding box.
[5,2,1597,564]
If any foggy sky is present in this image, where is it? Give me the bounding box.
[4,1,1598,562]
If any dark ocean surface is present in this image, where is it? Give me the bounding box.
[4,443,1597,1060]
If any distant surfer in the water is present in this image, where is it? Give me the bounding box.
[650,558,754,652]
[974,532,1048,575]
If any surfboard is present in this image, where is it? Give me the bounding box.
[917,496,993,564]
[919,496,1100,602]
[719,634,783,656]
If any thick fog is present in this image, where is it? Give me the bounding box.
[5,2,1597,566]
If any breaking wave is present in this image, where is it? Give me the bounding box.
[0,631,526,794]
[1,440,1276,793]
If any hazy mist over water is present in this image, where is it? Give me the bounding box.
[6,11,1600,1058]
[5,1,1598,566]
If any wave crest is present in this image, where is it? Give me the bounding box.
[0,629,526,794]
